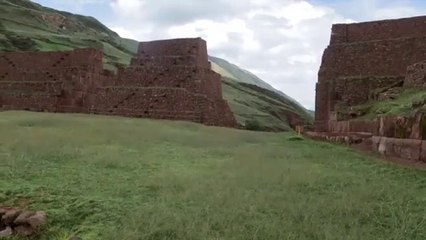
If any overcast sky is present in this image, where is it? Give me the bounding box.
[32,0,426,110]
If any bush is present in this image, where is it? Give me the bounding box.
[6,34,37,51]
[244,120,263,131]
[287,135,304,141]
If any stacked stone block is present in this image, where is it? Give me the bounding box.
[0,49,102,113]
[92,38,235,127]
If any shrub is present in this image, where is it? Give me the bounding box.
[244,120,263,131]
[287,135,304,141]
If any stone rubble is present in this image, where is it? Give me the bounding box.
[0,207,47,237]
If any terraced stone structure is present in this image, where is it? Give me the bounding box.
[0,38,236,127]
[315,16,426,132]
[313,16,426,163]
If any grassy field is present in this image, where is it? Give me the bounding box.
[0,111,425,239]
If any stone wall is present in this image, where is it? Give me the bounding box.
[334,76,403,107]
[327,113,425,139]
[314,81,331,131]
[315,15,426,131]
[0,38,237,127]
[94,37,235,127]
[328,120,378,135]
[378,114,425,140]
[372,137,426,162]
[0,49,102,113]
[138,38,209,68]
[309,113,426,163]
[330,16,426,44]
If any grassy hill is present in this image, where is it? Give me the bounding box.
[210,57,313,130]
[210,56,303,107]
[221,77,313,131]
[0,0,137,70]
[0,0,312,131]
[1,111,425,239]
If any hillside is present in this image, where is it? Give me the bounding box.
[0,0,137,70]
[210,57,313,130]
[210,56,303,107]
[0,0,312,131]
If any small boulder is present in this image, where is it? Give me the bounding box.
[14,211,35,224]
[0,226,12,237]
[0,207,47,238]
[14,225,35,236]
[1,209,21,225]
[26,211,47,228]
[0,208,8,216]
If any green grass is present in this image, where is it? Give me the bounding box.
[0,111,425,240]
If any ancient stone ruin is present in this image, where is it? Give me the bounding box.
[313,16,426,163]
[0,38,236,127]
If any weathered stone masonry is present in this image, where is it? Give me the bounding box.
[0,38,236,127]
[315,16,426,132]
[313,16,426,163]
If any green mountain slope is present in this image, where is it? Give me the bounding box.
[209,56,307,109]
[0,0,137,70]
[0,0,312,131]
[209,57,313,130]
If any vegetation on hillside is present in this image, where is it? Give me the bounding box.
[222,77,312,131]
[209,56,310,113]
[0,111,425,239]
[209,57,313,130]
[0,0,137,69]
[338,88,426,120]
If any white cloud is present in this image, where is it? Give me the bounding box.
[110,0,145,19]
[110,27,138,39]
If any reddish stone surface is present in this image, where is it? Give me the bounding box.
[328,120,378,134]
[378,113,425,140]
[0,38,236,127]
[315,16,426,131]
[0,48,102,113]
[313,16,426,164]
[330,16,426,44]
[305,131,372,145]
[314,113,426,164]
[373,137,423,162]
[405,60,426,88]
[421,141,426,163]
